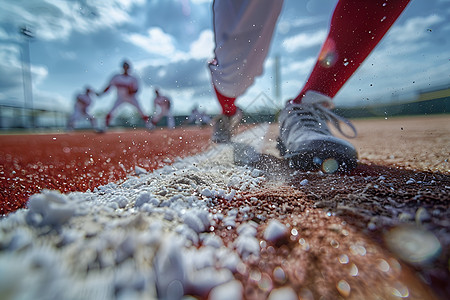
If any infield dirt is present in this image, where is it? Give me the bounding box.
[0,115,449,299]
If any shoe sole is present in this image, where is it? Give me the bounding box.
[277,138,358,173]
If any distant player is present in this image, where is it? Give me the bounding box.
[97,60,149,128]
[149,89,175,129]
[67,86,97,131]
[185,105,211,126]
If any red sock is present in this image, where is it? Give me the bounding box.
[294,0,410,103]
[214,85,237,116]
[105,114,112,126]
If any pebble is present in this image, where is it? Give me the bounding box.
[209,280,243,300]
[268,287,298,300]
[415,207,431,224]
[299,179,309,186]
[263,220,288,243]
[234,235,260,259]
[384,225,441,264]
[406,178,415,184]
[134,166,147,175]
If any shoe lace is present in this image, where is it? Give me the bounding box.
[289,103,357,139]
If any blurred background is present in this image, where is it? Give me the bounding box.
[0,0,449,130]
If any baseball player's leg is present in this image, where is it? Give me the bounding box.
[105,99,123,127]
[166,111,175,129]
[210,0,283,110]
[129,97,150,123]
[80,107,96,128]
[294,0,410,102]
[67,107,82,130]
[210,0,283,142]
[279,0,410,173]
[151,110,163,125]
[86,114,97,128]
[201,114,211,125]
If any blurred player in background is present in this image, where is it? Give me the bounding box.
[67,86,98,131]
[97,60,150,129]
[149,89,175,129]
[184,105,212,126]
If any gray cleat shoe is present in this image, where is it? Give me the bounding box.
[211,108,243,143]
[277,91,358,173]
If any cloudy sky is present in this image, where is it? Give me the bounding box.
[0,0,449,116]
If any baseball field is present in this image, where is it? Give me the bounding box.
[0,115,449,299]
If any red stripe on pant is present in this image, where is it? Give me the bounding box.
[294,0,411,103]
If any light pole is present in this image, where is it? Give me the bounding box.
[20,26,34,128]
[273,55,281,108]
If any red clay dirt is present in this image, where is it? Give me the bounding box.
[236,115,450,300]
[0,126,211,215]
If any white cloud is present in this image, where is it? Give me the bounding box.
[0,43,50,109]
[282,29,327,52]
[0,27,9,39]
[190,0,212,4]
[30,64,49,86]
[0,45,23,92]
[0,44,21,65]
[157,68,167,78]
[278,16,325,35]
[127,27,177,57]
[283,57,316,76]
[189,30,214,59]
[32,88,71,111]
[0,0,142,42]
[0,44,47,89]
[387,14,444,43]
[369,14,447,60]
[129,28,214,63]
[116,0,146,9]
[59,51,77,61]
